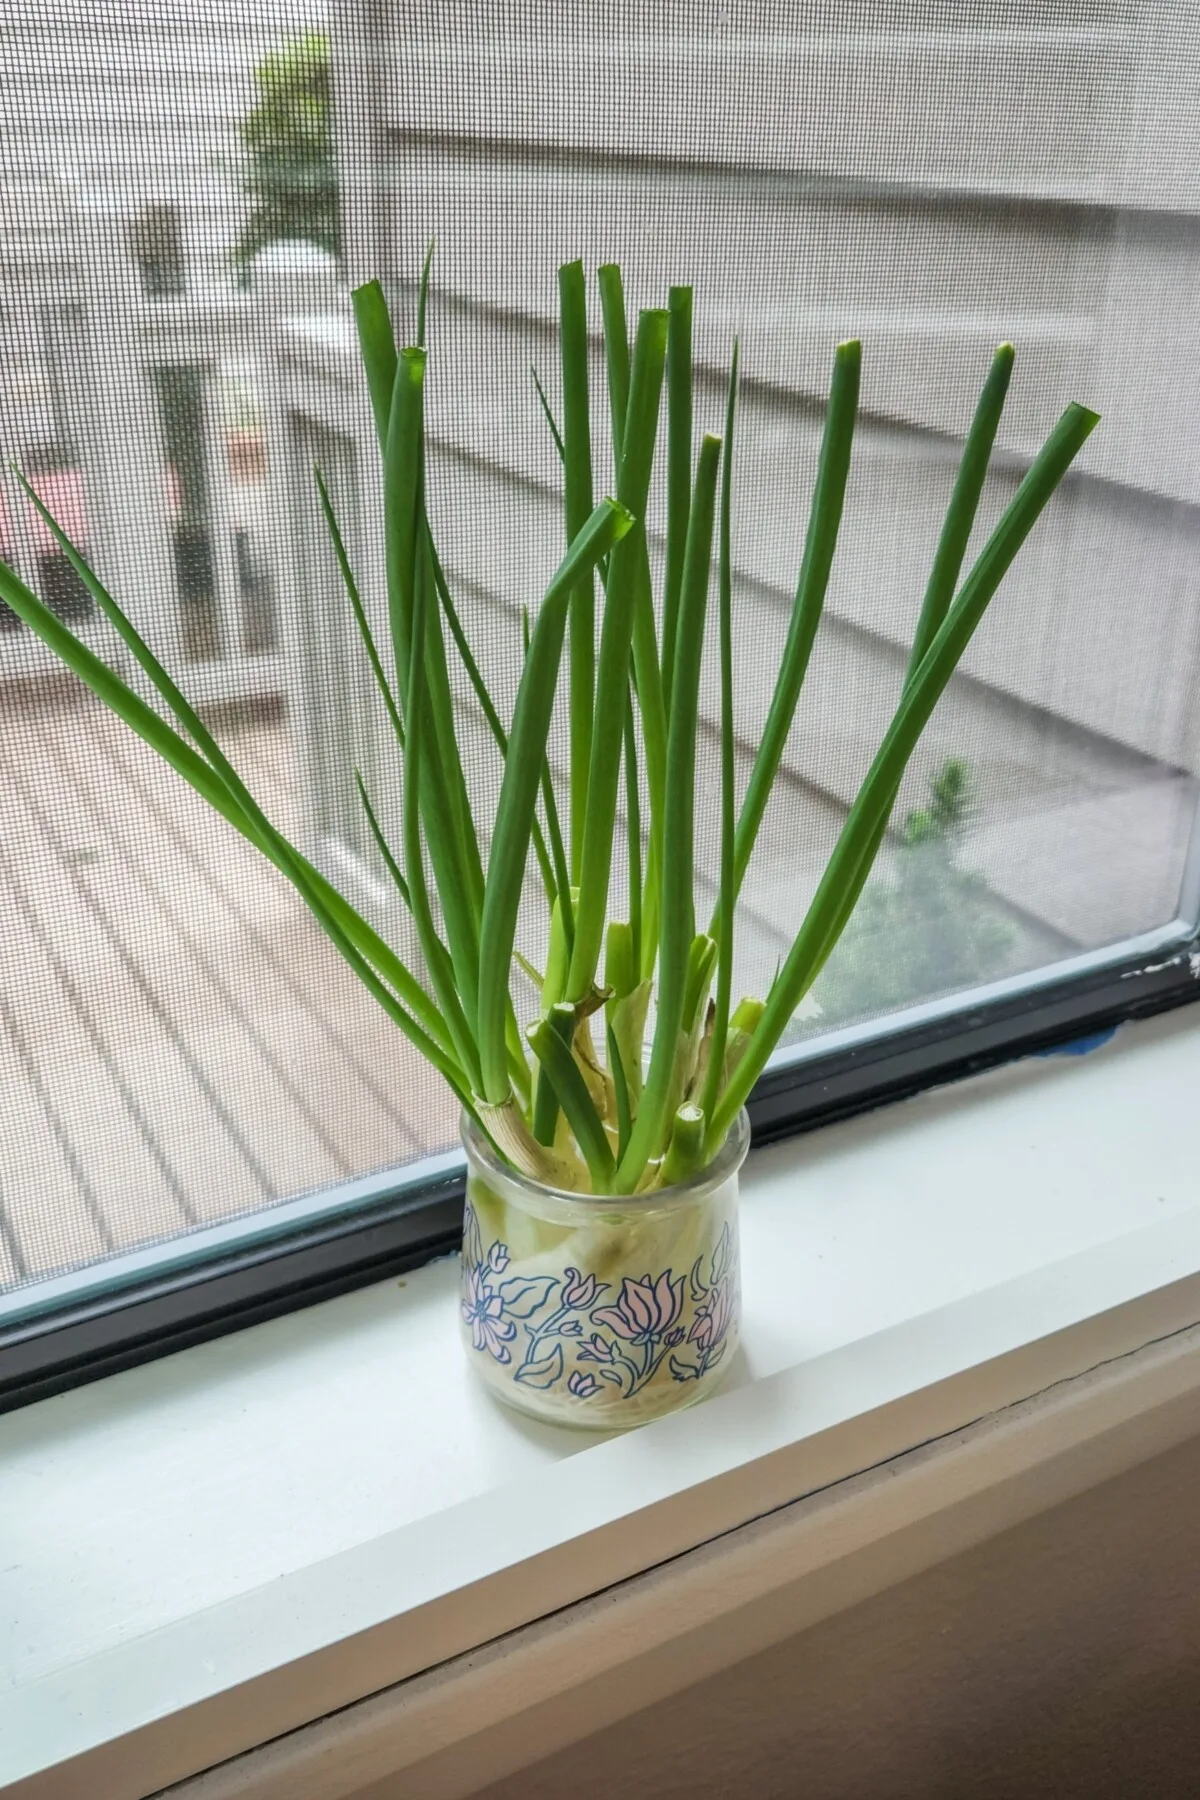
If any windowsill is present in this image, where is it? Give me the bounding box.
[4,1005,1200,1799]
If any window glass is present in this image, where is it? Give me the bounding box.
[1,0,1196,1296]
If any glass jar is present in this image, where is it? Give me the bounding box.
[458,1108,748,1430]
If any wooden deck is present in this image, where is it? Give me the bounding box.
[2,676,1189,1303]
[0,686,454,1294]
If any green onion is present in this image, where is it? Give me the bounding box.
[618,433,722,1192]
[567,307,669,1005]
[710,340,860,938]
[477,497,634,1102]
[431,542,558,909]
[662,285,694,712]
[522,604,573,946]
[598,264,631,461]
[559,260,596,883]
[315,466,405,748]
[402,535,484,1091]
[532,366,567,462]
[660,1102,705,1188]
[698,340,739,1125]
[623,687,643,972]
[354,769,411,908]
[607,1021,634,1162]
[2,255,1098,1199]
[528,1005,615,1192]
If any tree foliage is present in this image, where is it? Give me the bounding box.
[236,32,340,268]
[813,758,1018,1024]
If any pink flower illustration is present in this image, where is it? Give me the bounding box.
[577,1332,617,1364]
[562,1266,607,1308]
[688,1278,735,1356]
[461,1264,517,1362]
[593,1271,684,1345]
[487,1242,510,1273]
[568,1370,600,1398]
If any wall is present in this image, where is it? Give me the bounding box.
[471,1427,1200,1800]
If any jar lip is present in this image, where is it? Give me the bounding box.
[460,1104,750,1207]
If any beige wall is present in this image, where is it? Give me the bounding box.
[473,1430,1200,1800]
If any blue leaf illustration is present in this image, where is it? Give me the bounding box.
[711,1223,733,1284]
[669,1353,702,1383]
[514,1344,564,1389]
[498,1275,558,1319]
[462,1204,484,1269]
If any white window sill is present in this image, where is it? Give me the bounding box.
[3,1007,1200,1800]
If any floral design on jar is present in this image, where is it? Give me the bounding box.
[459,1204,740,1407]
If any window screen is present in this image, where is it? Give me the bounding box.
[1,1,1196,1299]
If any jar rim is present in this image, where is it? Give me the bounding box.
[460,1102,750,1211]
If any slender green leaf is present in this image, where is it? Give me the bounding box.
[532,366,566,462]
[623,693,642,974]
[382,344,425,691]
[522,604,573,946]
[416,237,435,347]
[683,932,718,1034]
[528,1007,615,1192]
[630,540,667,972]
[530,894,571,1143]
[662,285,693,712]
[559,260,596,885]
[531,998,573,1147]
[910,343,1015,673]
[597,264,630,461]
[605,920,636,1000]
[351,279,398,449]
[430,542,557,908]
[314,466,405,748]
[567,307,669,1004]
[420,545,487,931]
[381,347,483,1023]
[354,769,411,908]
[619,433,721,1191]
[590,285,667,968]
[402,536,483,1089]
[514,949,545,989]
[477,497,634,1101]
[710,340,861,939]
[699,340,739,1123]
[640,832,660,984]
[607,1022,633,1162]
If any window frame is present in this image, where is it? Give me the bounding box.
[3,912,1197,1415]
[4,7,1199,1417]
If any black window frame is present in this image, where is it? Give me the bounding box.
[3,918,1198,1414]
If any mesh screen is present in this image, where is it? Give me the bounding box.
[1,0,1197,1293]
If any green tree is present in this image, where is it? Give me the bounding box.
[236,32,340,269]
[811,758,1017,1025]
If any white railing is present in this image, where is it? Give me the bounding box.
[0,196,285,710]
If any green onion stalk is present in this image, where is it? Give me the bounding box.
[0,258,1098,1237]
